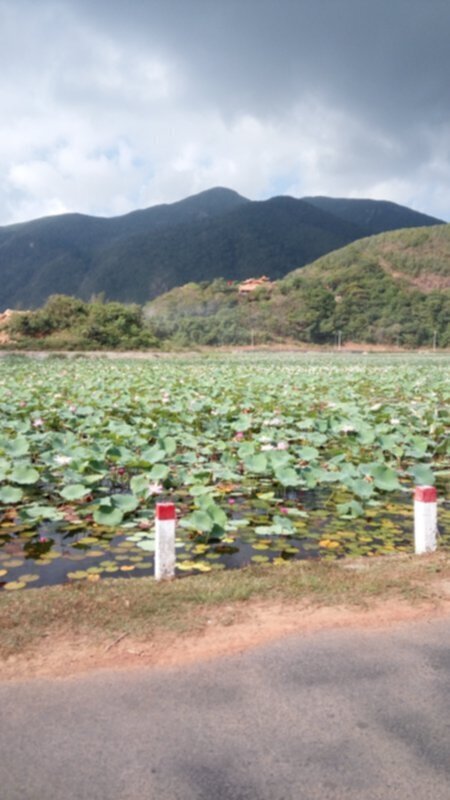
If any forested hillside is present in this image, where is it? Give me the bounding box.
[0,187,443,309]
[144,225,450,348]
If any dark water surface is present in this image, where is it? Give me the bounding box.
[1,485,449,591]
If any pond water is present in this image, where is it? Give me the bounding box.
[1,487,449,591]
[1,353,449,591]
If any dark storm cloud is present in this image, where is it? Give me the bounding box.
[1,0,450,222]
[68,0,450,127]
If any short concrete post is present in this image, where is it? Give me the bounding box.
[414,486,437,555]
[155,502,176,580]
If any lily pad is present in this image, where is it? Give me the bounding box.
[11,465,40,485]
[0,486,23,504]
[93,505,124,527]
[136,540,156,552]
[60,484,91,501]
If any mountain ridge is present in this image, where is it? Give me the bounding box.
[0,187,444,309]
[302,195,443,234]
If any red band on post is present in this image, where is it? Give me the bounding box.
[156,502,176,521]
[414,486,437,503]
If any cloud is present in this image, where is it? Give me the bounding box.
[0,0,449,224]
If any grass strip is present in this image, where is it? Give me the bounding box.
[1,554,449,659]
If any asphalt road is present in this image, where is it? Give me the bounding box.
[2,617,450,800]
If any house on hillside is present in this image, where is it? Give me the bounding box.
[238,276,273,294]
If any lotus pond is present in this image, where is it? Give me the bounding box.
[0,352,449,591]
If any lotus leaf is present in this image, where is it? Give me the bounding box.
[0,485,23,504]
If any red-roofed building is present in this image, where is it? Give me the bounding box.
[238,276,273,293]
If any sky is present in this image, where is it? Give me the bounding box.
[1,0,450,225]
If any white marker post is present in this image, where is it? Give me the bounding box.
[414,486,438,555]
[155,502,176,580]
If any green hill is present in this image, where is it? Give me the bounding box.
[297,224,450,289]
[145,225,450,348]
[0,188,443,309]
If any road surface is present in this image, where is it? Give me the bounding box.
[2,616,450,799]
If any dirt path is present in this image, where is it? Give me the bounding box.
[1,343,448,358]
[3,595,450,683]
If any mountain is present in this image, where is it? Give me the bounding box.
[0,187,444,309]
[145,225,450,348]
[77,196,369,303]
[302,196,443,235]
[0,188,249,308]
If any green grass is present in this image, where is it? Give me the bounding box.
[1,554,448,659]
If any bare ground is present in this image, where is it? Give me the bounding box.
[3,594,450,683]
[3,553,450,683]
[1,342,448,358]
